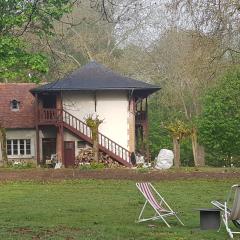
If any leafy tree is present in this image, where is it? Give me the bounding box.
[148,98,172,155]
[148,97,194,166]
[198,68,240,166]
[0,0,75,82]
[0,37,48,82]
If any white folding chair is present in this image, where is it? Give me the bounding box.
[212,184,240,238]
[136,182,184,228]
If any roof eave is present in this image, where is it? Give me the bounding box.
[30,87,161,93]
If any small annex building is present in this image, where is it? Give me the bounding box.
[0,61,160,167]
[0,83,36,163]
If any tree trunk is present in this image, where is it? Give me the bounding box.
[191,128,205,167]
[173,136,180,167]
[85,115,103,163]
[0,135,2,166]
[0,126,8,166]
[197,145,205,166]
[92,130,99,163]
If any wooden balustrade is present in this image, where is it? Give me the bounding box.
[39,108,59,123]
[62,110,92,138]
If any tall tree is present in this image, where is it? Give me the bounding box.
[198,68,240,166]
[35,0,151,80]
[0,0,76,82]
[141,29,223,166]
[167,0,240,59]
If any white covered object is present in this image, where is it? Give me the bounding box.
[54,162,62,169]
[155,149,174,170]
[136,154,145,164]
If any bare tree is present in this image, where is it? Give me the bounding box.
[116,28,228,166]
[147,29,226,166]
[166,0,240,60]
[25,0,152,80]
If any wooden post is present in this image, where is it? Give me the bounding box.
[145,97,150,162]
[35,93,40,165]
[60,92,64,166]
[128,96,136,153]
[140,98,150,162]
[36,125,40,165]
[94,91,97,112]
[60,124,64,166]
[56,91,65,166]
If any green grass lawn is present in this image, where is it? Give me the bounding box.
[0,179,239,239]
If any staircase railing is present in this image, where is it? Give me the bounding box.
[62,110,92,139]
[38,108,131,163]
[62,110,131,162]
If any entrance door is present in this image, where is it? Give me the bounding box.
[64,141,75,167]
[42,138,56,164]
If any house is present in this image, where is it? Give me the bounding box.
[0,62,160,167]
[0,83,36,164]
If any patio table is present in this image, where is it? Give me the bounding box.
[196,208,221,230]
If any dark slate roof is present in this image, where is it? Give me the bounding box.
[31,61,160,97]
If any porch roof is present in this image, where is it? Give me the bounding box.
[31,61,160,98]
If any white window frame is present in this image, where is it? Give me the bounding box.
[10,99,20,111]
[7,139,31,157]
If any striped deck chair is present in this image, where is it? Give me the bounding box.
[136,182,184,228]
[212,184,240,238]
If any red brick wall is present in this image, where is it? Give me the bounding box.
[0,83,37,128]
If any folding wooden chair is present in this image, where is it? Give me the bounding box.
[212,184,240,238]
[136,182,184,228]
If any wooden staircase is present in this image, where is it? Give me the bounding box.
[39,108,132,167]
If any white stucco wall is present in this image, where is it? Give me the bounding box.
[62,91,130,150]
[63,92,95,120]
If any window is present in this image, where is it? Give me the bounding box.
[10,99,20,111]
[77,140,87,148]
[7,139,31,156]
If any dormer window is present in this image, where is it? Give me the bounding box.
[10,99,20,111]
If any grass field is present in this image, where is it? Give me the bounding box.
[0,178,239,239]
